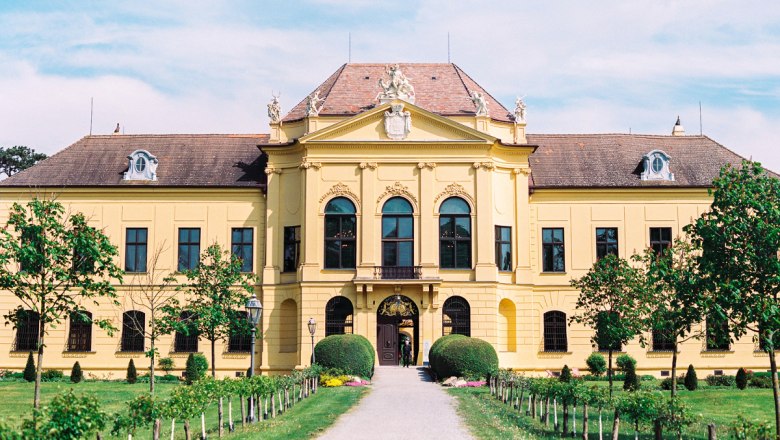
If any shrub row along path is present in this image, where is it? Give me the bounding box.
[318,366,474,440]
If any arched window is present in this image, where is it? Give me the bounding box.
[382,197,414,277]
[543,311,568,352]
[14,310,39,352]
[652,328,675,352]
[67,311,92,352]
[174,311,199,353]
[324,197,357,269]
[228,309,251,353]
[121,311,145,352]
[325,296,354,336]
[279,299,298,353]
[498,299,517,352]
[706,314,730,351]
[443,296,470,336]
[439,197,471,269]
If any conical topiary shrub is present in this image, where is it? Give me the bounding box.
[684,364,698,391]
[70,361,83,383]
[623,359,639,391]
[126,359,138,384]
[560,364,572,382]
[23,352,36,382]
[736,367,748,390]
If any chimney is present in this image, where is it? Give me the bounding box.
[671,116,685,136]
[113,123,121,135]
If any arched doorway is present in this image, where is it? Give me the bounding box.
[376,294,419,366]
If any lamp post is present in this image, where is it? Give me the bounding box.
[308,317,316,365]
[245,294,262,423]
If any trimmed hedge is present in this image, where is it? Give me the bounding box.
[429,335,498,380]
[314,334,375,378]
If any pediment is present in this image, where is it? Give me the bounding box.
[299,101,497,144]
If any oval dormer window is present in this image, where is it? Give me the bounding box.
[652,156,664,173]
[641,150,674,182]
[124,150,158,181]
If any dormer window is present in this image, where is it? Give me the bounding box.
[124,150,158,181]
[641,150,674,181]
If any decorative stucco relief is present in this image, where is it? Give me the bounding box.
[299,160,322,169]
[513,167,531,176]
[264,166,282,175]
[359,162,378,170]
[434,182,474,205]
[376,181,418,205]
[472,162,495,170]
[417,162,437,170]
[319,182,361,208]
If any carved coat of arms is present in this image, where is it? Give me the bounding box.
[384,103,411,140]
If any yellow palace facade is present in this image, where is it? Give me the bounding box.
[0,63,769,378]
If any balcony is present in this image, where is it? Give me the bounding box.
[373,266,422,280]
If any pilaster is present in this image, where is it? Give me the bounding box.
[474,162,497,281]
[262,166,282,285]
[514,167,532,282]
[417,162,437,277]
[357,162,377,279]
[300,164,321,280]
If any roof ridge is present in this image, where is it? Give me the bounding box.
[453,63,512,117]
[285,63,346,121]
[450,63,476,113]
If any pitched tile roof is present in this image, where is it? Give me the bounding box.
[283,63,513,123]
[0,134,268,188]
[526,134,751,188]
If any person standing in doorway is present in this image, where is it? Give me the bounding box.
[402,340,412,367]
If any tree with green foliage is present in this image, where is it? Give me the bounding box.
[684,364,697,391]
[615,390,663,440]
[560,365,572,382]
[23,352,35,382]
[70,362,82,384]
[26,389,107,440]
[0,198,123,409]
[623,359,639,391]
[0,145,47,178]
[736,368,748,390]
[571,254,649,397]
[585,352,607,377]
[685,160,780,437]
[127,359,138,384]
[616,354,636,372]
[158,357,175,375]
[633,236,708,398]
[185,353,208,385]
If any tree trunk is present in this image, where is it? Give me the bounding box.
[582,403,589,440]
[228,396,234,432]
[573,406,577,437]
[769,347,780,440]
[171,419,175,440]
[707,423,717,440]
[153,419,161,440]
[183,420,191,440]
[544,396,550,426]
[518,386,525,413]
[211,340,216,378]
[671,341,679,399]
[654,419,662,440]
[608,349,614,398]
[531,395,537,419]
[33,308,45,409]
[554,399,559,431]
[271,392,276,418]
[150,338,156,395]
[201,412,206,439]
[611,409,620,440]
[526,394,531,415]
[635,420,639,440]
[563,402,569,436]
[218,397,224,437]
[599,408,603,440]
[240,395,245,427]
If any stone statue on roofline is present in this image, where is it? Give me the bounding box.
[514,96,526,123]
[306,89,324,117]
[267,93,281,123]
[377,64,415,104]
[471,91,489,117]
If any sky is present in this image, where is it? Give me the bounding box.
[1,0,778,171]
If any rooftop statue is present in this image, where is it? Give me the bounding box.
[471,91,489,117]
[514,96,526,123]
[377,64,415,104]
[267,94,281,123]
[306,90,324,116]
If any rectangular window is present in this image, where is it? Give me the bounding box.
[650,227,672,255]
[495,226,512,271]
[14,310,39,352]
[67,312,92,352]
[231,228,254,273]
[20,226,43,273]
[595,227,618,260]
[73,248,95,274]
[541,228,565,272]
[706,315,730,351]
[125,228,148,273]
[177,228,201,272]
[283,226,300,273]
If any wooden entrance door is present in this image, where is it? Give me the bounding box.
[377,323,398,365]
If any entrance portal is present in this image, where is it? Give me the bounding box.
[376,294,419,366]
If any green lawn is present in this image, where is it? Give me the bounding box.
[0,380,367,439]
[450,386,775,440]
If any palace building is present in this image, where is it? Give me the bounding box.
[0,63,768,378]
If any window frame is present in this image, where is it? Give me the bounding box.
[282,226,300,273]
[173,311,199,353]
[541,227,565,273]
[325,296,354,336]
[177,228,201,272]
[651,328,675,352]
[121,311,145,352]
[439,197,472,270]
[323,197,357,270]
[595,227,618,260]
[495,225,512,272]
[231,228,254,273]
[442,296,471,337]
[14,310,40,352]
[382,197,414,268]
[649,227,673,256]
[125,228,148,273]
[543,311,568,352]
[67,311,92,352]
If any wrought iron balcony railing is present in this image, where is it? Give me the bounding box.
[373,266,422,280]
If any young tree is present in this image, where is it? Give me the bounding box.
[685,160,780,437]
[0,145,47,178]
[121,243,177,394]
[571,254,649,397]
[0,198,123,409]
[633,236,708,398]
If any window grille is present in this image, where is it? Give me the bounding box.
[442,296,470,336]
[67,311,92,352]
[543,311,568,352]
[174,311,199,353]
[325,296,354,336]
[14,310,39,352]
[121,311,145,352]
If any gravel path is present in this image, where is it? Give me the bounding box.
[317,366,474,440]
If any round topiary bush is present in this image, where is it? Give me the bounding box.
[586,352,607,377]
[431,336,498,380]
[314,334,375,379]
[429,334,468,376]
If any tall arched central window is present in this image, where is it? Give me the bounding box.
[324,197,357,269]
[439,197,471,269]
[382,197,414,272]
